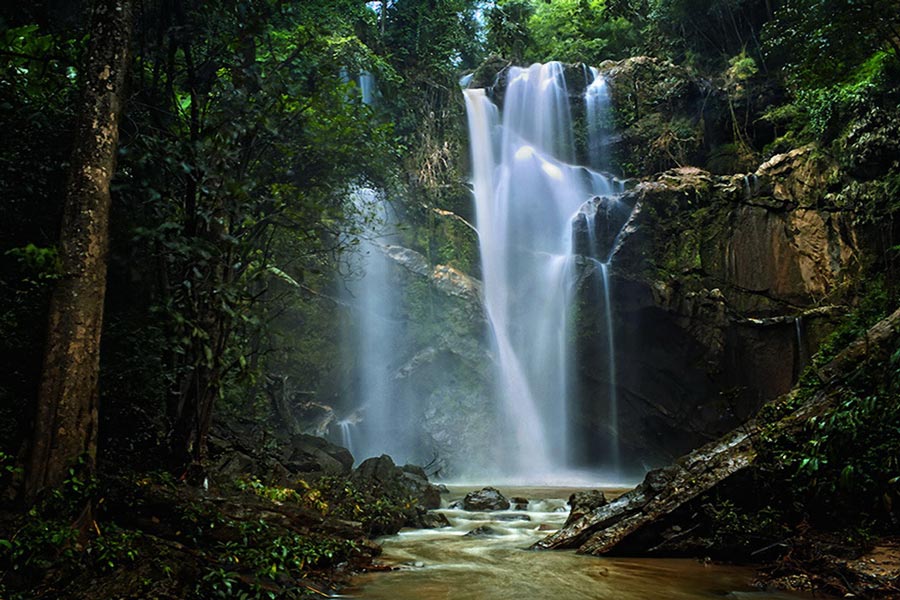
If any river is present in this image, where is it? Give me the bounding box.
[344,486,812,600]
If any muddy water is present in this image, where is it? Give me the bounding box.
[344,486,810,600]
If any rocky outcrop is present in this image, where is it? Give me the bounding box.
[572,195,634,260]
[536,307,900,556]
[370,244,495,476]
[209,424,354,486]
[462,487,511,511]
[571,148,876,466]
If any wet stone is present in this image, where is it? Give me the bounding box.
[493,513,532,522]
[464,525,502,537]
[462,487,510,511]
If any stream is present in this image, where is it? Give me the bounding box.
[344,486,812,600]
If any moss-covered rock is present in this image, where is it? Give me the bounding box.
[597,57,720,176]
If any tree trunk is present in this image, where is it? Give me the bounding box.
[23,0,133,503]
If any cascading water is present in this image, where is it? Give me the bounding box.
[341,188,410,465]
[338,419,357,459]
[358,70,376,105]
[599,263,620,470]
[584,67,612,171]
[463,63,626,479]
[794,316,807,376]
[339,74,418,466]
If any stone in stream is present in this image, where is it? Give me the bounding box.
[421,512,452,528]
[511,496,529,510]
[464,525,502,537]
[462,487,511,511]
[564,490,608,528]
[493,513,532,522]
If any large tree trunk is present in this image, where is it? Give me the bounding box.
[24,0,133,503]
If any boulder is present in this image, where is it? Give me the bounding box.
[400,464,442,509]
[421,512,452,529]
[511,496,529,510]
[565,490,608,528]
[493,513,531,522]
[465,525,502,537]
[462,487,511,511]
[352,455,443,511]
[286,434,353,476]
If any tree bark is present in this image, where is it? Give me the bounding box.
[24,0,133,503]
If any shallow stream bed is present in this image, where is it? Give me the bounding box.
[343,486,813,600]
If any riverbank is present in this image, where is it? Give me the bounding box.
[0,425,444,599]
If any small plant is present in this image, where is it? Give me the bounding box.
[88,524,140,572]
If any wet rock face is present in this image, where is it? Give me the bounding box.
[613,150,861,311]
[462,487,511,511]
[573,149,872,466]
[572,196,635,260]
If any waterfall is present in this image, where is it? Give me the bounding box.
[599,263,620,470]
[338,419,356,459]
[463,62,623,479]
[585,68,612,171]
[358,70,376,105]
[795,316,807,376]
[341,188,411,464]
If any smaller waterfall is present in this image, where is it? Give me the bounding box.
[585,68,612,171]
[341,188,409,464]
[338,420,356,459]
[358,71,376,105]
[742,173,759,200]
[599,262,620,471]
[795,316,807,375]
